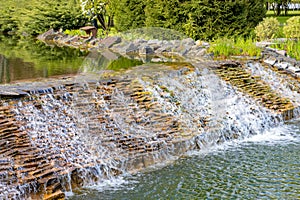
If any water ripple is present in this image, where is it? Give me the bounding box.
[68,120,300,199]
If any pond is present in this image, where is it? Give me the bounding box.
[68,119,300,199]
[0,35,88,84]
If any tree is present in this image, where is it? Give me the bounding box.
[145,0,187,32]
[268,0,291,15]
[145,0,266,40]
[0,0,86,36]
[113,0,146,31]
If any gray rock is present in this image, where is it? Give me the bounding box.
[295,72,300,78]
[286,65,300,73]
[65,36,79,44]
[155,45,172,54]
[181,38,195,46]
[274,62,289,70]
[170,40,181,47]
[196,48,207,57]
[89,38,100,46]
[148,39,160,45]
[100,49,119,60]
[37,29,56,40]
[139,45,154,55]
[263,59,277,66]
[175,45,192,56]
[134,39,148,44]
[121,42,138,54]
[100,36,122,48]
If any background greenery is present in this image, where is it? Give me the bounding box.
[0,0,268,40]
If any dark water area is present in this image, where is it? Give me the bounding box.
[0,35,88,84]
[69,120,300,200]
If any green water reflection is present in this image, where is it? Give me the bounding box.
[69,121,300,200]
[0,35,88,83]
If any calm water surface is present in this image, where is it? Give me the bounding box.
[0,35,88,84]
[69,120,300,200]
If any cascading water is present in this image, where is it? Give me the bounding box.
[247,61,300,108]
[1,53,299,199]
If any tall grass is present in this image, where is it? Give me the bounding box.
[209,36,261,58]
[272,40,300,60]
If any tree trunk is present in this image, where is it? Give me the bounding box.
[276,3,282,16]
[96,14,107,31]
[284,3,288,15]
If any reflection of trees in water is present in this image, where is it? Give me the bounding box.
[0,35,89,83]
[0,54,10,83]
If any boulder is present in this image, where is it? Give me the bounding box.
[139,45,154,55]
[99,36,122,48]
[263,59,277,66]
[181,38,195,46]
[37,29,57,41]
[125,43,139,54]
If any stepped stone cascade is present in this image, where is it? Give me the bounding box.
[1,58,300,199]
[211,62,295,119]
[2,30,300,198]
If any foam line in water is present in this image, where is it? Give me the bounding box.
[188,120,300,157]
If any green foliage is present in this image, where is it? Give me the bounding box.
[113,0,146,31]
[64,29,87,37]
[144,0,266,40]
[145,0,187,32]
[283,16,300,39]
[183,14,197,39]
[209,38,238,58]
[209,37,261,58]
[0,1,21,34]
[1,0,267,40]
[255,17,280,41]
[0,0,86,36]
[115,27,186,41]
[19,0,86,36]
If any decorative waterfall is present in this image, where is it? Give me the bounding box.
[1,51,300,199]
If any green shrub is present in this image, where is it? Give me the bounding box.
[255,17,280,41]
[283,16,300,39]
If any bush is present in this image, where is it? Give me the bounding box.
[0,0,87,36]
[283,16,300,39]
[19,1,87,36]
[254,17,280,41]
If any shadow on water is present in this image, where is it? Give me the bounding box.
[0,35,89,84]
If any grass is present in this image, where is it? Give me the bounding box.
[266,10,300,24]
[209,37,261,59]
[209,36,300,61]
[271,40,300,60]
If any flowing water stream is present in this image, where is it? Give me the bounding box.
[1,35,300,199]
